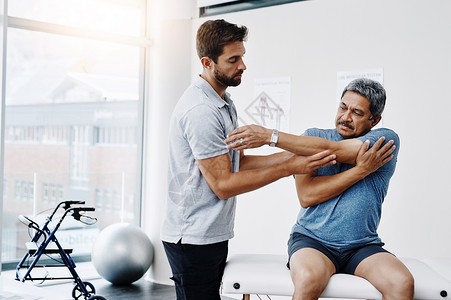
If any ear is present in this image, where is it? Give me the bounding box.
[371,115,382,127]
[200,56,213,70]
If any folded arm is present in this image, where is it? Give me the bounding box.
[296,138,395,207]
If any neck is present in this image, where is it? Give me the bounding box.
[200,72,227,100]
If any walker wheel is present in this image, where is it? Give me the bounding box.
[87,296,107,300]
[72,281,95,299]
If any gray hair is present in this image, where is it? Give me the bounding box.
[341,78,386,119]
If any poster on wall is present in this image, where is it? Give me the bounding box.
[336,68,384,102]
[242,77,291,132]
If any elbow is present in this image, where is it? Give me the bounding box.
[206,175,236,200]
[300,199,311,208]
[298,192,316,208]
[213,183,234,200]
[216,191,231,200]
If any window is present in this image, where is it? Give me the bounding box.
[8,0,143,37]
[42,182,48,203]
[1,0,148,267]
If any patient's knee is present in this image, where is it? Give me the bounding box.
[397,271,415,297]
[384,269,415,299]
[291,267,329,298]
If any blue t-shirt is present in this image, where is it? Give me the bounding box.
[291,128,400,249]
[161,76,240,245]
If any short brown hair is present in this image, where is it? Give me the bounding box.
[196,19,248,63]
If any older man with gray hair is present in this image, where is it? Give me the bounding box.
[226,78,414,300]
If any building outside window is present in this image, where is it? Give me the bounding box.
[1,0,148,267]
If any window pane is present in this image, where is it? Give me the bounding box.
[2,28,142,263]
[8,0,144,36]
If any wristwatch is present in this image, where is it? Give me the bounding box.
[269,129,279,147]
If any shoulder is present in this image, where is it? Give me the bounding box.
[376,128,399,142]
[178,82,209,107]
[175,88,218,121]
[360,128,400,146]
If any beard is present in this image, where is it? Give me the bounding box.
[214,68,243,87]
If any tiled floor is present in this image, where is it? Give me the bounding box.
[35,277,177,300]
[2,262,175,300]
[2,262,237,300]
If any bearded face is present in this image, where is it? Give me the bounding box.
[213,67,243,87]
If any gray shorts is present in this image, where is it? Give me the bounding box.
[287,232,392,274]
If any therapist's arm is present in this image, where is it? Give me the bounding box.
[196,150,336,200]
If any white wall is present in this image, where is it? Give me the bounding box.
[145,0,451,285]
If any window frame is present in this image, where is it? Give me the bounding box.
[198,0,308,17]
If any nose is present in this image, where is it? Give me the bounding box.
[341,109,352,122]
[239,58,247,71]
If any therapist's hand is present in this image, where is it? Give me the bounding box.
[226,124,272,151]
[288,150,336,175]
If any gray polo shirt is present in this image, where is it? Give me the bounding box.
[161,76,240,245]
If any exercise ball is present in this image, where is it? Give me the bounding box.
[92,223,154,285]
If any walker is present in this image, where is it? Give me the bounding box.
[15,200,107,300]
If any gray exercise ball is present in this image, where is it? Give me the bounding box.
[92,223,154,285]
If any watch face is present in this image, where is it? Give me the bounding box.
[270,130,278,146]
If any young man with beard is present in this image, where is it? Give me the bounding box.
[161,19,338,300]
